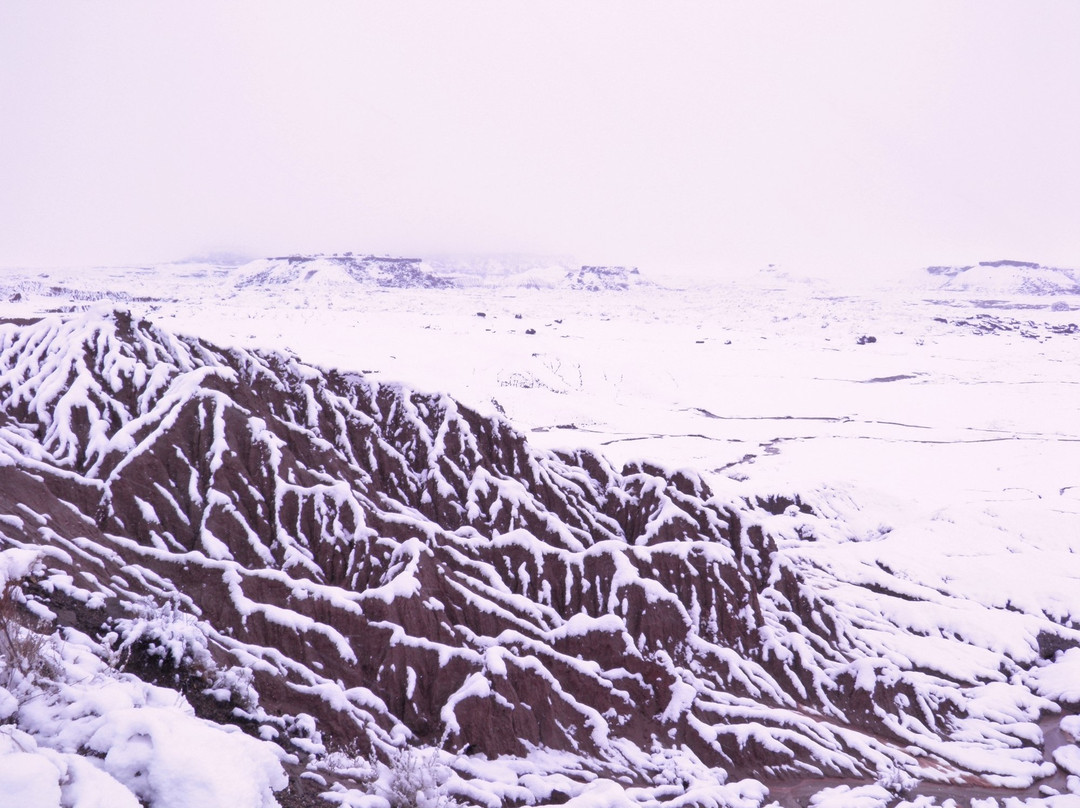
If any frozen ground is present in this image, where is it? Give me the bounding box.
[1,260,1078,807]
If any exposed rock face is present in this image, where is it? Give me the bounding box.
[0,310,1055,796]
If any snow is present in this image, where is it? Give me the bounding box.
[0,752,62,808]
[0,543,288,808]
[0,634,287,808]
[1062,716,1080,743]
[1027,649,1080,703]
[1053,745,1080,777]
[87,706,286,808]
[0,547,40,588]
[551,778,641,808]
[808,784,894,808]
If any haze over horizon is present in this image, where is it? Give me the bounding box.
[2,2,1079,281]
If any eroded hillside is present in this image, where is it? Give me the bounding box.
[0,310,1077,807]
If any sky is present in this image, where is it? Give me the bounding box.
[2,2,1079,281]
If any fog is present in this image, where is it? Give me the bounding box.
[2,2,1078,280]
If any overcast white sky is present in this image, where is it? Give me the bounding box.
[2,2,1078,279]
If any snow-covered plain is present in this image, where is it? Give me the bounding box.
[0,257,1078,807]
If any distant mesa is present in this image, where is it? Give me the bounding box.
[235,253,455,290]
[925,259,1080,295]
[231,254,653,292]
[980,259,1043,269]
[563,265,646,291]
[177,250,255,267]
[493,263,647,292]
[926,259,1042,277]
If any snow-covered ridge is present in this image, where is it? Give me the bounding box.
[926,260,1080,296]
[231,255,651,293]
[0,309,1078,807]
[234,254,455,290]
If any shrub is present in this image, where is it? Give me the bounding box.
[104,597,214,676]
[383,747,461,808]
[0,579,50,685]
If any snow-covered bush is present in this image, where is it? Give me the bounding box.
[382,747,461,808]
[0,582,50,685]
[874,760,919,796]
[0,623,289,808]
[320,739,378,783]
[104,598,214,675]
[0,550,52,688]
[102,598,256,711]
